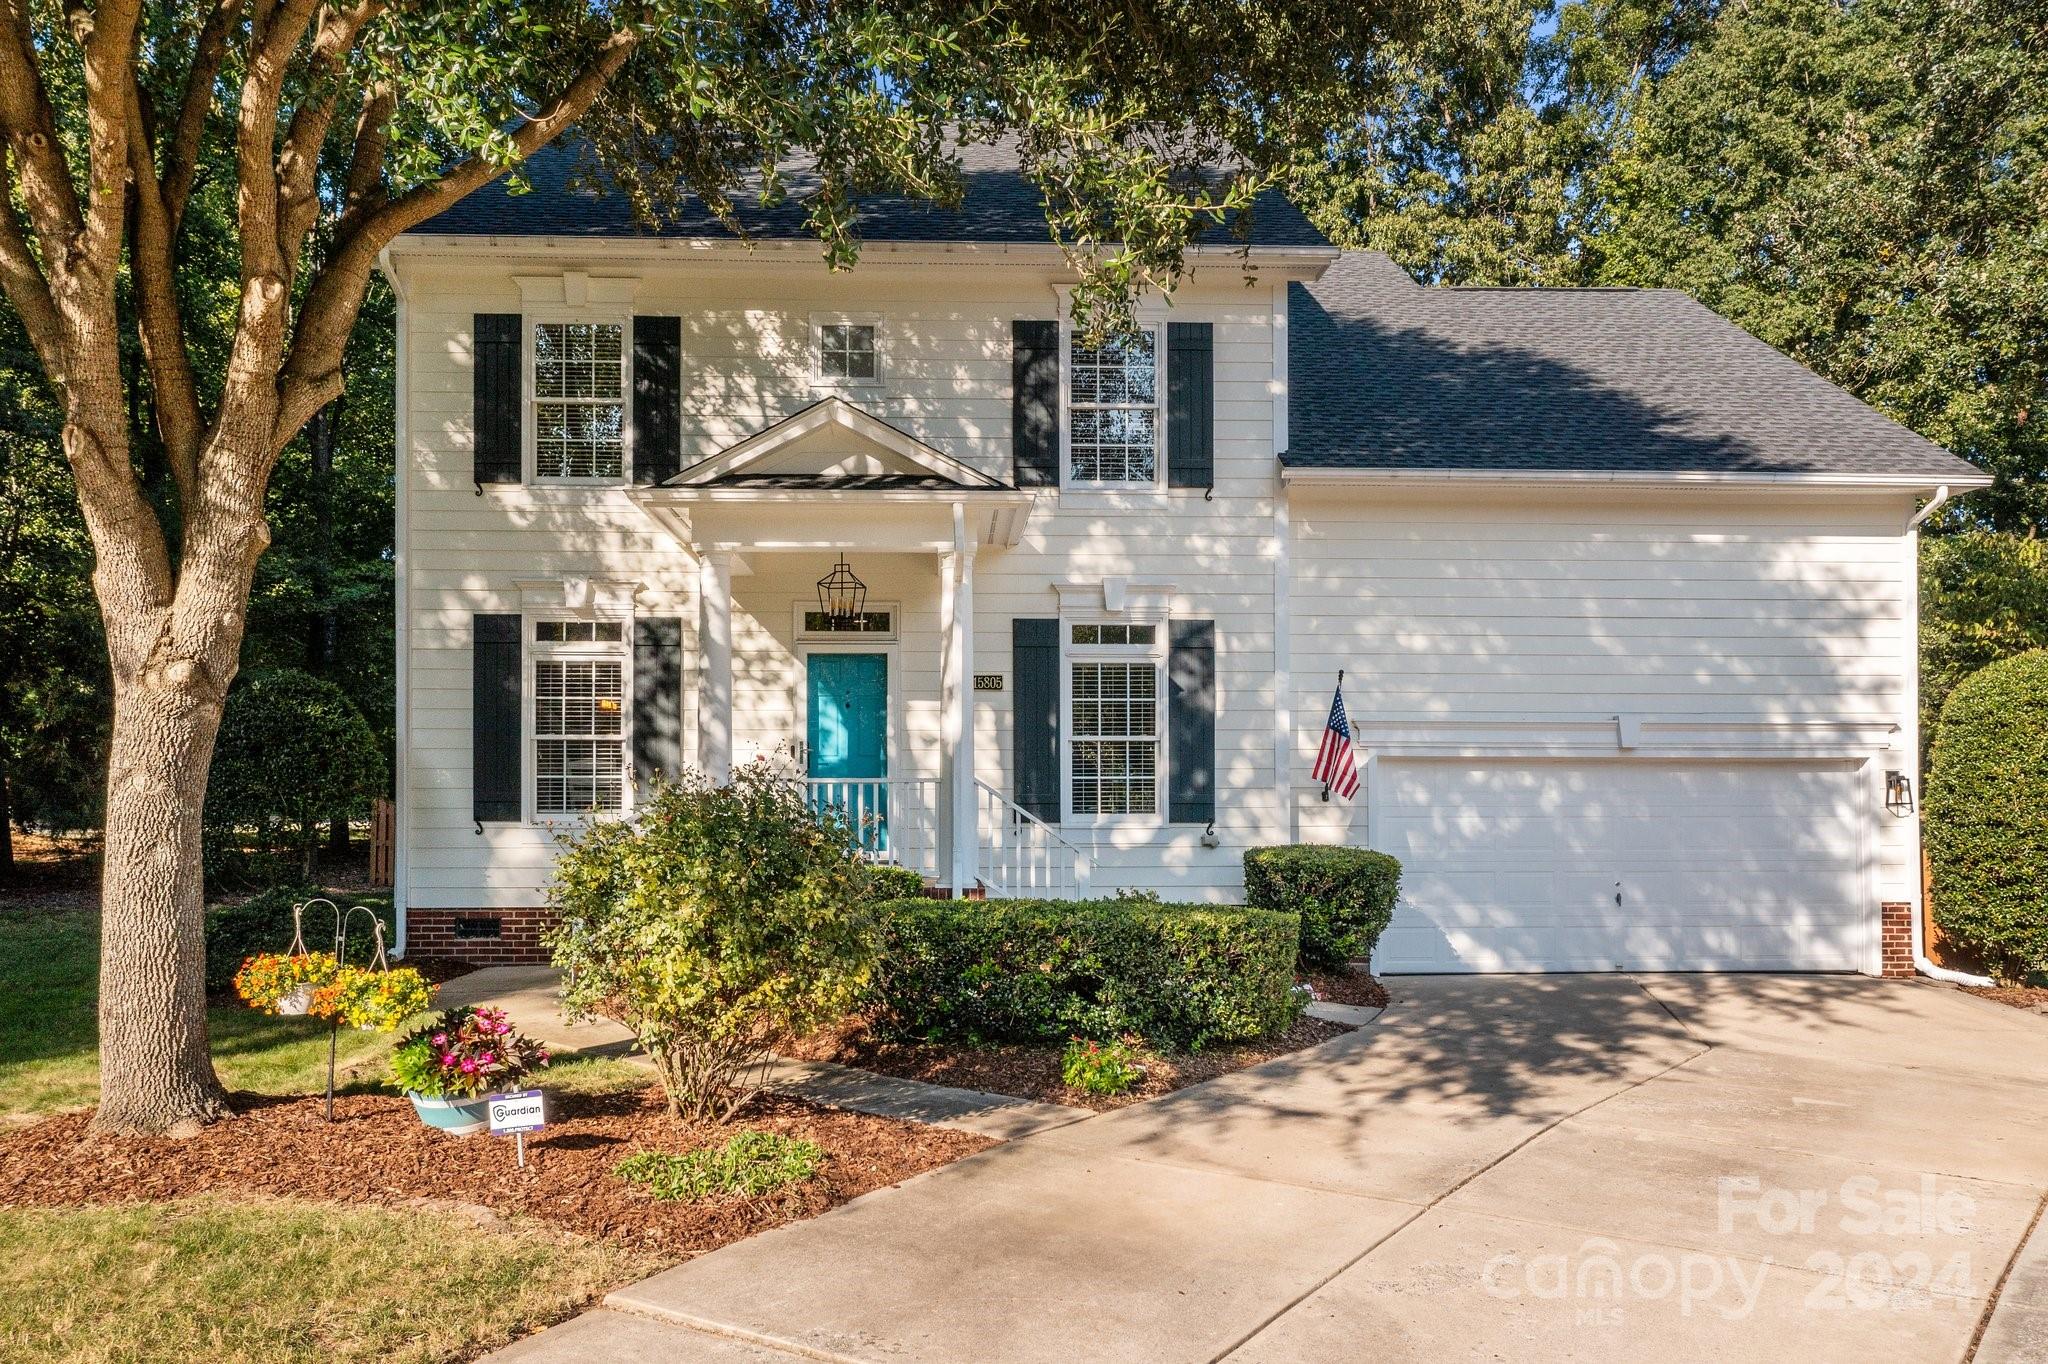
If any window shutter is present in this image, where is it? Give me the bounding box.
[1012,320,1060,488]
[1168,618,1216,823]
[472,614,522,822]
[1167,322,1214,490]
[631,316,682,486]
[633,616,684,790]
[1012,618,1061,822]
[472,314,522,487]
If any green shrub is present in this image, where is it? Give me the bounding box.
[1061,1036,1145,1095]
[1243,845,1401,970]
[868,897,1302,1049]
[548,763,880,1122]
[860,865,928,902]
[1926,650,2048,983]
[614,1131,824,1201]
[206,669,386,884]
[202,886,393,994]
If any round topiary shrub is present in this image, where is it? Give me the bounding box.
[207,668,386,883]
[1243,844,1402,971]
[1926,649,2048,984]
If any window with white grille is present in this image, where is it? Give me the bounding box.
[816,321,879,383]
[533,656,625,814]
[533,321,625,480]
[1068,618,1164,816]
[1068,327,1158,485]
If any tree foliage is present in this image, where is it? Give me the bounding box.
[1919,531,2048,765]
[1298,0,2048,529]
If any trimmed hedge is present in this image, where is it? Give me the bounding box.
[1926,649,2048,983]
[867,897,1302,1048]
[1244,845,1400,970]
[860,865,928,902]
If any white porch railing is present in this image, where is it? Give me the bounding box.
[975,779,1092,897]
[804,778,940,883]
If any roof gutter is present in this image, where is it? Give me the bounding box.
[1280,466,1994,494]
[1907,484,1953,529]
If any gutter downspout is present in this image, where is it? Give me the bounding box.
[1903,483,1991,986]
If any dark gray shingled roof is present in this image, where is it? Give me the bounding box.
[1286,251,1982,480]
[413,139,1328,249]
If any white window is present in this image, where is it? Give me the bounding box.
[1066,620,1164,819]
[533,321,626,480]
[1067,327,1159,485]
[814,317,880,384]
[531,618,628,815]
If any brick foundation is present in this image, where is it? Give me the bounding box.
[403,908,558,966]
[1880,901,1915,979]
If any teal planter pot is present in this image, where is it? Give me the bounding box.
[406,1092,490,1136]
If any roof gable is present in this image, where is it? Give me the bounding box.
[668,398,1008,490]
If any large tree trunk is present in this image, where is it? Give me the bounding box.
[93,668,232,1134]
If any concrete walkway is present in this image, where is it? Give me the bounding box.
[483,972,2048,1363]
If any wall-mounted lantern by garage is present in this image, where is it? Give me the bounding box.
[1884,770,1915,817]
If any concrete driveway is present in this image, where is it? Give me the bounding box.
[493,975,2048,1363]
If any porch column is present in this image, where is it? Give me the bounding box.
[696,549,734,782]
[940,539,977,897]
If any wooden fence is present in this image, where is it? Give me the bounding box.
[369,797,395,888]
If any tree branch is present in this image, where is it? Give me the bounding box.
[162,0,241,232]
[274,27,638,455]
[0,147,65,381]
[275,2,386,281]
[0,1,87,270]
[124,72,201,505]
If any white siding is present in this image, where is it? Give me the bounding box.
[1288,484,1923,947]
[396,255,1285,909]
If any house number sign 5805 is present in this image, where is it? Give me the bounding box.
[974,674,1004,692]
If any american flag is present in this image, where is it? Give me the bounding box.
[1312,681,1360,800]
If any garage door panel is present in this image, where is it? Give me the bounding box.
[1374,759,1865,973]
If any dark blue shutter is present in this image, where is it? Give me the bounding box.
[472,314,522,486]
[1168,618,1216,823]
[631,316,681,486]
[1012,321,1060,488]
[472,614,522,822]
[1167,322,1213,490]
[1012,618,1061,822]
[634,616,684,790]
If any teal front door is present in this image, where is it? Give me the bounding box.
[806,652,889,851]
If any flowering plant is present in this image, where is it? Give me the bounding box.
[388,1007,550,1099]
[1060,1034,1146,1096]
[311,966,437,1032]
[232,952,338,1011]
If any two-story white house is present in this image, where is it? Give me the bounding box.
[382,141,1987,977]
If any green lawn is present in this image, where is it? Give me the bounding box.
[0,1196,648,1364]
[0,898,421,1125]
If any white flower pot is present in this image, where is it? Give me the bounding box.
[277,984,315,1016]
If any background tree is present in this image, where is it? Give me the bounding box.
[206,667,384,882]
[0,1,1434,1135]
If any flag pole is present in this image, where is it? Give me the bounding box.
[1320,670,1344,803]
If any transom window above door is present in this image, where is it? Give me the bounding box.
[814,320,879,384]
[533,321,625,480]
[1068,327,1159,485]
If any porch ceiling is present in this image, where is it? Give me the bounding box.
[631,485,1035,552]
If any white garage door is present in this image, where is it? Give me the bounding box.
[1373,759,1868,973]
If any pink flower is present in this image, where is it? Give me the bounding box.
[460,1058,478,1073]
[431,1032,447,1046]
[479,1052,495,1065]
[440,1052,456,1066]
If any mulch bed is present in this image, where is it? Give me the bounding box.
[1964,984,2048,1015]
[0,1083,989,1259]
[1303,965,1391,1009]
[790,1013,1357,1111]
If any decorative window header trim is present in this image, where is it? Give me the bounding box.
[513,576,643,617]
[1053,578,1174,620]
[511,271,641,306]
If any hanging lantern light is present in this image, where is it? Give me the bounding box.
[816,555,867,626]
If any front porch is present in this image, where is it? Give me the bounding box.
[632,398,1086,897]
